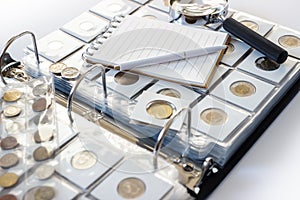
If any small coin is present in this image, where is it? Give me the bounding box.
[0,136,19,150]
[34,124,54,143]
[34,186,55,200]
[34,164,55,180]
[225,43,235,54]
[0,173,19,188]
[61,67,80,80]
[3,105,22,118]
[200,108,227,125]
[143,15,157,20]
[146,100,174,119]
[230,81,256,97]
[0,153,19,169]
[71,150,97,170]
[0,194,17,200]
[33,146,53,161]
[114,72,139,85]
[49,62,67,75]
[32,83,49,96]
[158,88,181,98]
[255,56,280,71]
[117,177,146,199]
[32,98,48,112]
[240,20,259,31]
[3,89,23,102]
[278,35,300,48]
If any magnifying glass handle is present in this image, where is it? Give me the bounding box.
[223,18,288,64]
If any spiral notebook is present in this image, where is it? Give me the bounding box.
[83,15,229,88]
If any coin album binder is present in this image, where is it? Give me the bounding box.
[1,0,300,199]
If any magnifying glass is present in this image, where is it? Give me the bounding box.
[169,0,288,64]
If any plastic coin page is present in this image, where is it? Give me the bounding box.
[131,0,150,5]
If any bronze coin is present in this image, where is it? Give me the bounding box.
[200,108,228,126]
[0,136,19,150]
[278,35,300,48]
[3,89,23,102]
[0,173,19,188]
[32,98,47,112]
[3,105,22,118]
[33,146,53,161]
[117,177,146,199]
[146,100,174,119]
[114,72,139,85]
[157,88,181,98]
[0,153,19,169]
[49,62,67,75]
[255,56,280,71]
[230,81,256,97]
[34,186,55,200]
[0,194,17,200]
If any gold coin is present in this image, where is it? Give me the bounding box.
[0,153,19,169]
[0,136,19,150]
[230,81,256,97]
[33,146,53,161]
[278,35,300,48]
[61,67,80,80]
[157,88,181,98]
[0,173,19,188]
[71,150,97,170]
[200,108,227,125]
[117,177,146,199]
[0,194,17,200]
[255,56,280,71]
[3,89,22,102]
[114,72,139,85]
[225,43,235,54]
[3,105,22,118]
[240,20,259,31]
[49,62,67,75]
[34,186,55,200]
[146,100,174,119]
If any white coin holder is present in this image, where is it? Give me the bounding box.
[190,96,250,142]
[91,159,173,200]
[90,0,140,20]
[238,50,298,84]
[55,134,124,189]
[132,5,170,22]
[22,51,53,75]
[61,12,109,43]
[221,38,251,67]
[62,46,91,73]
[267,25,300,59]
[104,69,154,99]
[206,64,230,90]
[131,0,150,4]
[211,70,275,111]
[28,30,84,63]
[148,0,170,13]
[130,91,190,131]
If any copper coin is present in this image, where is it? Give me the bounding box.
[3,105,22,118]
[240,20,259,31]
[200,108,228,126]
[0,194,17,200]
[33,146,53,161]
[0,153,19,169]
[49,62,67,75]
[146,100,174,119]
[0,173,19,188]
[114,72,139,85]
[32,98,47,112]
[255,56,280,71]
[278,35,300,48]
[71,150,97,170]
[61,67,80,80]
[3,89,23,102]
[32,83,49,96]
[157,88,181,98]
[34,186,55,200]
[0,136,19,150]
[230,81,256,97]
[117,177,146,199]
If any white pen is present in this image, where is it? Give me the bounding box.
[113,45,227,71]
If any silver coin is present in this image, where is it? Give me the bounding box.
[3,105,22,118]
[49,62,67,75]
[61,67,80,80]
[34,186,55,200]
[117,177,146,199]
[0,153,19,169]
[34,164,55,180]
[114,72,139,85]
[32,84,49,96]
[71,150,97,170]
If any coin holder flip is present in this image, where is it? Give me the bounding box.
[131,0,149,5]
[61,12,109,43]
[237,50,298,84]
[90,0,140,20]
[104,69,154,99]
[28,30,84,63]
[132,5,170,22]
[130,91,190,131]
[211,70,275,111]
[190,95,249,143]
[148,0,169,13]
[91,159,173,200]
[55,134,123,189]
[267,25,300,59]
[206,64,230,90]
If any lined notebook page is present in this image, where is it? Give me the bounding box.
[85,16,229,87]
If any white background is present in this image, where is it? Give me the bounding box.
[0,0,299,199]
